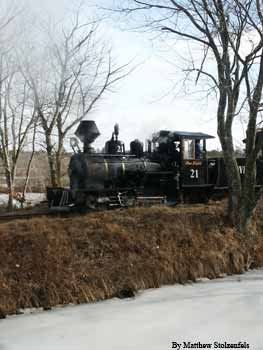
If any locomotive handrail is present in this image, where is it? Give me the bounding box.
[81,153,137,158]
[182,184,214,188]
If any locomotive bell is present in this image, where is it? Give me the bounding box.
[75,120,100,153]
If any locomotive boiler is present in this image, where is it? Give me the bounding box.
[48,120,163,208]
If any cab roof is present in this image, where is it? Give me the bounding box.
[152,130,215,142]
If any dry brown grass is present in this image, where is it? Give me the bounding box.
[0,201,263,318]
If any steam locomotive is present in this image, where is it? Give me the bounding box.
[47,120,263,209]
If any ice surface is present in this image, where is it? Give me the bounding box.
[0,270,263,350]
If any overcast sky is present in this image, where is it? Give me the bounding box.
[6,0,247,150]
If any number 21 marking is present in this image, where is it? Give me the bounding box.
[190,169,199,178]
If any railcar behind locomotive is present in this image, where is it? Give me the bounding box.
[46,120,263,209]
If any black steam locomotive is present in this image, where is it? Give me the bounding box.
[47,120,263,209]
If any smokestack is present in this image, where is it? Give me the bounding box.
[75,120,100,153]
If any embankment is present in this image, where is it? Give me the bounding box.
[0,202,263,318]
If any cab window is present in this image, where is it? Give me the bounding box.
[183,139,205,159]
[183,139,195,159]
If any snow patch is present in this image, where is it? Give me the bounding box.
[0,193,45,208]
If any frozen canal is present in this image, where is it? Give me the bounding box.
[1,270,263,350]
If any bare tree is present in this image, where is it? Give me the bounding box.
[118,0,263,233]
[0,51,37,210]
[23,12,130,188]
[21,121,37,207]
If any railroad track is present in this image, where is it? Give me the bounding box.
[0,205,74,222]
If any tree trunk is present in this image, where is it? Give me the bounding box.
[45,132,58,187]
[222,150,242,225]
[21,150,35,208]
[55,135,64,188]
[238,156,257,233]
[7,192,14,212]
[5,169,14,212]
[218,125,242,229]
[222,140,258,234]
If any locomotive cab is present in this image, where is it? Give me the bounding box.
[148,130,215,202]
[180,135,212,185]
[179,133,215,202]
